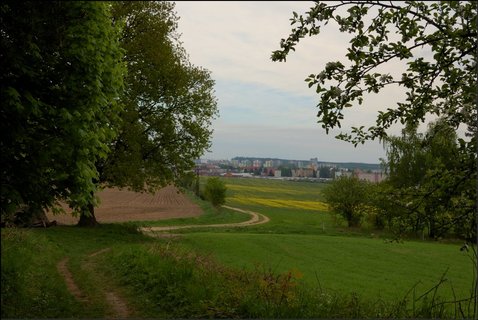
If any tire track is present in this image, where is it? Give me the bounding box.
[56,248,131,318]
[57,258,89,303]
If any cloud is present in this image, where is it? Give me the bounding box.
[214,79,316,126]
[173,1,457,163]
[174,1,345,96]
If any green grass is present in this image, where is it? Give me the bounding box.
[1,228,88,318]
[180,232,475,302]
[100,241,387,318]
[1,224,153,318]
[2,177,476,318]
[190,177,381,236]
[180,177,475,304]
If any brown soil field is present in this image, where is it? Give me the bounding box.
[47,185,202,225]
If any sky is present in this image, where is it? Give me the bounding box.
[172,1,412,164]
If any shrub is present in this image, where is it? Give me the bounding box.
[322,176,370,227]
[203,177,227,207]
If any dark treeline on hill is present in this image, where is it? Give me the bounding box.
[231,156,381,171]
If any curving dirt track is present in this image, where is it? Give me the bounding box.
[140,205,270,235]
[47,185,202,225]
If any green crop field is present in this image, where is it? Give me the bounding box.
[181,232,473,302]
[179,177,475,303]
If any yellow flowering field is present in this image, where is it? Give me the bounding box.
[226,184,305,195]
[229,196,329,211]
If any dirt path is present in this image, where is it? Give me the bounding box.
[56,205,269,316]
[140,205,270,235]
[57,258,89,304]
[56,248,131,318]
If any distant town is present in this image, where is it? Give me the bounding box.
[194,156,387,183]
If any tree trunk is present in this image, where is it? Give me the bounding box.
[346,210,360,228]
[426,208,436,239]
[428,218,436,239]
[77,201,98,227]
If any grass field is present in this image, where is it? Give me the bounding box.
[180,232,474,302]
[218,177,345,235]
[179,177,475,303]
[2,176,476,318]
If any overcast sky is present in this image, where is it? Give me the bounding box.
[172,1,410,164]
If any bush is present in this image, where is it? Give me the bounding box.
[203,177,227,207]
[323,176,370,227]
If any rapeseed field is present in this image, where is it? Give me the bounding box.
[230,196,329,211]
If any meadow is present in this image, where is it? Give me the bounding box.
[175,177,475,303]
[1,176,476,318]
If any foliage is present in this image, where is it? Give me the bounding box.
[102,2,218,193]
[0,1,125,220]
[376,119,476,240]
[318,166,333,179]
[322,176,371,227]
[272,1,476,145]
[278,166,293,177]
[203,177,227,207]
[271,0,477,240]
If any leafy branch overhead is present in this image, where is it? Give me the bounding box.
[272,1,477,146]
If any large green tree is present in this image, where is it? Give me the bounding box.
[106,1,217,189]
[0,1,125,224]
[271,1,476,239]
[75,1,218,225]
[379,119,475,239]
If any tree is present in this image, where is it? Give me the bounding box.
[75,2,218,226]
[379,119,475,239]
[279,166,293,177]
[0,1,125,224]
[319,167,332,179]
[203,177,227,208]
[323,176,370,227]
[272,1,476,239]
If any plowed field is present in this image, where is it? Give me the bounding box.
[47,185,202,225]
